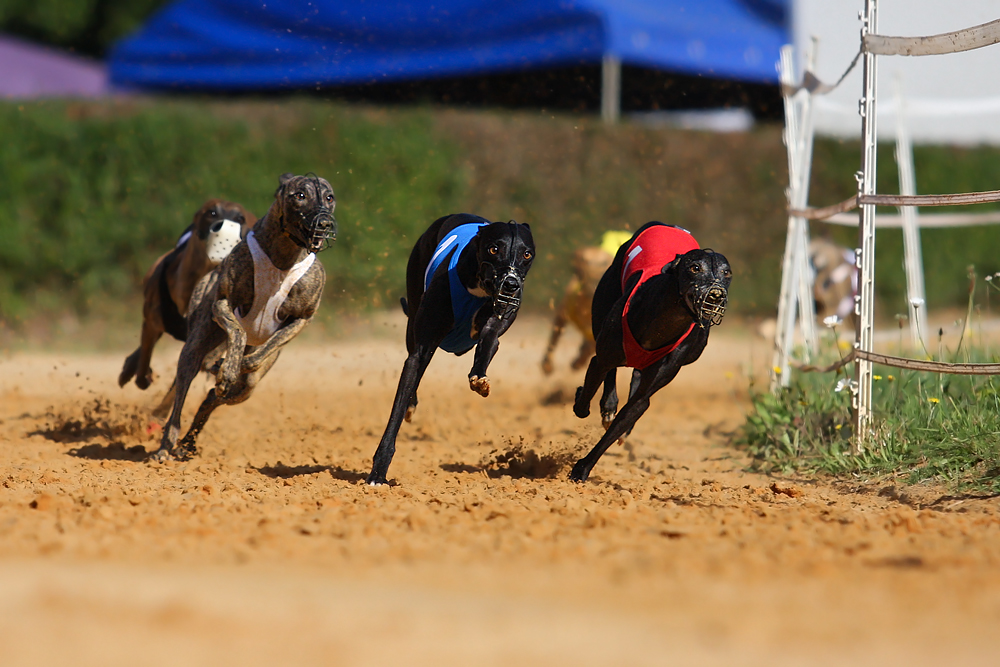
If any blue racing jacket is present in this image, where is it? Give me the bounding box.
[424,221,489,354]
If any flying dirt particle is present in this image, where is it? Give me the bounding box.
[770,482,803,498]
[29,493,54,511]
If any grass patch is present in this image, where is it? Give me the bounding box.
[739,322,1000,494]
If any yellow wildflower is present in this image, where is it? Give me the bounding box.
[928,397,940,404]
[873,375,882,381]
[773,366,782,375]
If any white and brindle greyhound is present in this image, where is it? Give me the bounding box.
[153,173,335,461]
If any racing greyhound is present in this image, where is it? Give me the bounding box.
[571,222,731,482]
[367,213,535,485]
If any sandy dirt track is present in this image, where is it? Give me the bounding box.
[0,315,998,666]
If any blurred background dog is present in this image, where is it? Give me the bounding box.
[118,199,256,392]
[809,237,857,327]
[541,230,632,374]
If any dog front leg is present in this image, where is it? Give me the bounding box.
[468,315,512,398]
[368,344,437,485]
[212,299,247,397]
[571,359,681,482]
[240,317,309,373]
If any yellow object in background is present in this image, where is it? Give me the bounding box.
[599,230,633,256]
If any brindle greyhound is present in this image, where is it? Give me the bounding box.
[152,174,335,461]
[119,199,256,392]
[571,222,731,482]
[367,213,535,485]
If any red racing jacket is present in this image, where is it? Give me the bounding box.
[620,224,700,369]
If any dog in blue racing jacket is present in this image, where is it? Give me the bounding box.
[367,213,535,485]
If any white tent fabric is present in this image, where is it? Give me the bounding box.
[793,0,1000,145]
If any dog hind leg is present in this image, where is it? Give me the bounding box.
[541,310,567,375]
[153,327,224,461]
[571,339,595,371]
[369,344,436,485]
[404,392,418,422]
[573,355,613,419]
[118,347,142,388]
[151,377,177,419]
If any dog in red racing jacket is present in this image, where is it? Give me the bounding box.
[571,221,731,482]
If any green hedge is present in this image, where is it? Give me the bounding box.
[2,98,1000,328]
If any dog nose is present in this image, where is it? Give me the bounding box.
[502,275,521,293]
[210,221,224,233]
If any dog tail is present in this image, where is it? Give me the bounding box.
[400,297,409,316]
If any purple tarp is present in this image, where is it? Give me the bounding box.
[0,33,109,98]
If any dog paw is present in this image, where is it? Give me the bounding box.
[469,375,490,397]
[573,387,590,419]
[135,371,154,391]
[569,459,591,483]
[149,448,174,463]
[404,405,416,423]
[601,410,616,430]
[173,441,199,461]
[366,472,389,486]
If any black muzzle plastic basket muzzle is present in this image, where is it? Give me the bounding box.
[694,281,728,327]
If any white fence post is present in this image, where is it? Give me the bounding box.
[772,43,819,390]
[893,80,928,348]
[853,0,879,452]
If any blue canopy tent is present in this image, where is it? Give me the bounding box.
[109,0,788,120]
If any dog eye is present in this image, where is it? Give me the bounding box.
[325,194,334,203]
[689,265,701,273]
[489,245,499,255]
[235,214,245,223]
[523,250,532,260]
[296,191,306,200]
[209,210,217,217]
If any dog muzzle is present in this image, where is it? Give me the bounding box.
[205,219,243,265]
[693,281,728,327]
[292,209,337,253]
[487,267,524,319]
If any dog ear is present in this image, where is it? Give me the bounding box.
[275,173,295,197]
[660,256,682,275]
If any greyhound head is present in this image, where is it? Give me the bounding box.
[273,173,337,253]
[665,248,732,328]
[192,200,256,266]
[476,221,535,319]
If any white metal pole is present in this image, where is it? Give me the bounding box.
[772,45,805,390]
[854,0,878,452]
[602,55,621,125]
[794,40,820,358]
[893,79,928,348]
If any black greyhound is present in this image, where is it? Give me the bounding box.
[367,213,535,485]
[571,221,731,482]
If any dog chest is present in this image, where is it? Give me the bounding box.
[235,231,315,346]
